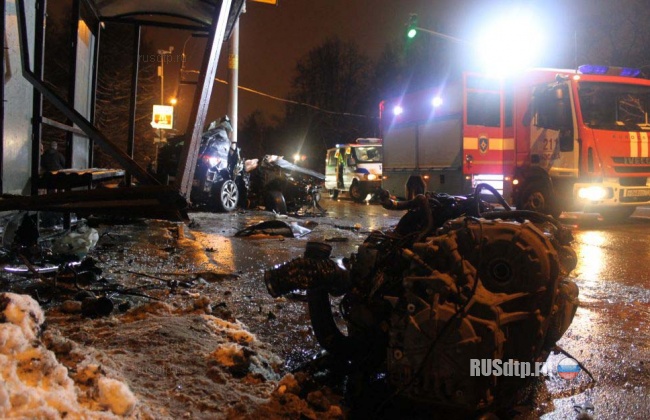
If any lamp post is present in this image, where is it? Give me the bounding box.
[155,47,174,170]
[157,47,174,106]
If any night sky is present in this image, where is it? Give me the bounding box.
[152,0,581,130]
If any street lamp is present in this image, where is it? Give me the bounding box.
[157,46,174,106]
[155,47,174,170]
[404,8,545,75]
[473,9,544,75]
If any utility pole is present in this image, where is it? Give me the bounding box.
[228,6,244,143]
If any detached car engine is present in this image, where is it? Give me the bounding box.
[264,185,579,413]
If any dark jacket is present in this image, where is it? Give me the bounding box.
[41,149,65,172]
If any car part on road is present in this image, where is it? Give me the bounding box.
[264,183,579,414]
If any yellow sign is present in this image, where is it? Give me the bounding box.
[151,105,174,129]
[250,0,277,4]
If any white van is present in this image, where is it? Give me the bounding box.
[325,138,382,202]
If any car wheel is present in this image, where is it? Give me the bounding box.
[330,189,339,200]
[599,206,636,222]
[518,181,560,217]
[265,190,288,214]
[349,180,366,203]
[213,180,239,212]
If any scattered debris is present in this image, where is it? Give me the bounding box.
[324,237,349,243]
[3,263,59,274]
[333,223,361,232]
[264,187,580,414]
[80,296,114,318]
[51,220,99,259]
[234,220,315,238]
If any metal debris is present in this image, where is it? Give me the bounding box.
[264,184,581,414]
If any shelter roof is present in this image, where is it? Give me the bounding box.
[91,0,245,31]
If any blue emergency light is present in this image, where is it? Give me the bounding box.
[578,64,641,77]
[620,67,642,77]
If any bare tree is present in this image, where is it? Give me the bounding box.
[238,110,271,158]
[285,37,377,155]
[575,0,650,71]
[94,23,159,170]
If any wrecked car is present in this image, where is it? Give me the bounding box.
[244,155,326,215]
[155,126,325,215]
[264,184,579,416]
[155,119,244,212]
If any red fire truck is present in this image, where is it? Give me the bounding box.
[380,65,650,220]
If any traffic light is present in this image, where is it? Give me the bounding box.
[407,14,418,39]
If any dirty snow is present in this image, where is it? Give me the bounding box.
[0,216,369,419]
[0,292,138,418]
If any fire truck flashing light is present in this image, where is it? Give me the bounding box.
[578,64,641,77]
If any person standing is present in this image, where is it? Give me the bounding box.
[336,147,345,189]
[40,140,65,172]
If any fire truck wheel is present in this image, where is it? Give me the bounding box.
[519,182,559,217]
[349,180,367,203]
[213,180,239,212]
[599,206,636,222]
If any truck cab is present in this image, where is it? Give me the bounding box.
[510,66,650,220]
[325,138,383,202]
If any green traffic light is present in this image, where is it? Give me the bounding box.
[407,13,418,39]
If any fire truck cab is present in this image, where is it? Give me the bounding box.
[380,66,650,220]
[508,66,650,219]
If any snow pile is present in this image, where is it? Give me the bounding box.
[0,292,44,340]
[204,316,256,344]
[209,342,247,368]
[202,314,282,381]
[97,377,137,416]
[249,373,346,419]
[0,293,138,418]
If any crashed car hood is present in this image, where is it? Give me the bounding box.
[264,157,325,181]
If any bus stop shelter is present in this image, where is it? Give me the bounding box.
[0,0,246,220]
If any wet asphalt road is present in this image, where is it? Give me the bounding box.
[187,199,650,419]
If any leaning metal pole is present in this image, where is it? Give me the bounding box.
[173,0,233,200]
